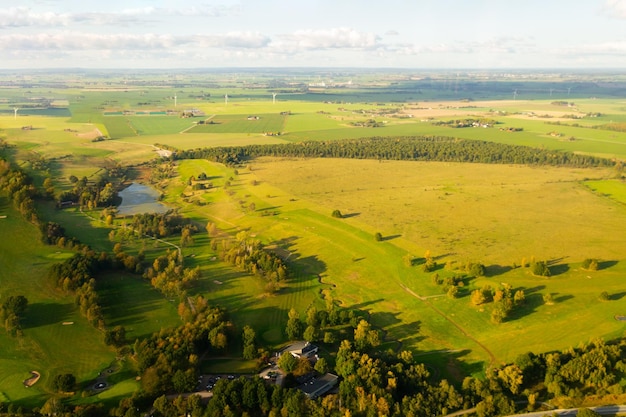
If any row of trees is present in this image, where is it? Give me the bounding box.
[172,135,614,168]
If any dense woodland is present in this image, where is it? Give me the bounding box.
[1,133,626,417]
[166,135,615,168]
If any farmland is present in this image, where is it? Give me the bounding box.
[1,69,626,410]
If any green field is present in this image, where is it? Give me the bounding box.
[187,113,287,134]
[3,71,626,408]
[0,196,114,407]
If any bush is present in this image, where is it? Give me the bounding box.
[374,232,383,241]
[531,261,551,277]
[331,209,343,218]
[582,258,599,271]
[53,373,75,392]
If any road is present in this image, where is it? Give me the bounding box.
[503,405,626,417]
[443,405,626,417]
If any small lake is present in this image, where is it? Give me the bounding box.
[117,183,170,216]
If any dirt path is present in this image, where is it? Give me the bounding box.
[400,284,497,367]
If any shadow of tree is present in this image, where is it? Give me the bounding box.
[486,264,513,277]
[23,302,74,328]
[599,260,619,270]
[611,291,626,301]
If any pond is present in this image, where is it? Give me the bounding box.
[117,183,170,216]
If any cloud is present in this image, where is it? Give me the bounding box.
[603,0,626,18]
[554,40,626,57]
[272,28,381,52]
[0,7,70,28]
[0,31,269,51]
[0,4,240,28]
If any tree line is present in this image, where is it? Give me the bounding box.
[165,135,615,168]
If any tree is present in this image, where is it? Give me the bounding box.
[577,408,602,417]
[303,325,317,342]
[172,369,196,393]
[543,293,554,305]
[2,295,28,317]
[331,209,343,218]
[285,308,302,340]
[277,352,297,373]
[314,357,329,374]
[242,325,256,360]
[104,325,126,347]
[53,373,76,392]
[1,295,28,333]
[374,232,383,241]
[531,261,551,277]
[447,285,459,299]
[582,258,599,271]
[354,319,380,350]
[467,262,486,277]
[471,289,487,306]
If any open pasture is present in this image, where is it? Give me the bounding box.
[188,113,286,134]
[191,156,626,367]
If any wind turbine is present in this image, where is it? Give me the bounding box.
[174,94,177,107]
[224,94,228,105]
[513,90,518,100]
[567,87,572,96]
[272,93,277,104]
[13,107,19,120]
[549,88,554,97]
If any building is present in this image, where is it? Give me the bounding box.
[297,373,339,399]
[281,341,319,359]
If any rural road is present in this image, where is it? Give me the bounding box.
[443,405,626,417]
[504,405,626,417]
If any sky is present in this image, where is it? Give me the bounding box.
[1,0,626,69]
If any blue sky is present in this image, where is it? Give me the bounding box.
[1,0,625,69]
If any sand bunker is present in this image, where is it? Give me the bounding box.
[23,371,40,387]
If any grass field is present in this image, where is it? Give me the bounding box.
[3,75,626,405]
[161,156,626,374]
[187,113,286,134]
[0,196,115,407]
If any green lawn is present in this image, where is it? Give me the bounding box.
[0,195,114,407]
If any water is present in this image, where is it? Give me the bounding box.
[117,183,170,215]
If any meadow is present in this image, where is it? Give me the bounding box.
[2,70,626,406]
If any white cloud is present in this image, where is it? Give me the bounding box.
[0,4,240,28]
[273,28,380,52]
[0,7,70,28]
[603,0,626,18]
[0,31,269,51]
[554,40,626,56]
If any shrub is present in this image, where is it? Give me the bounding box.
[53,373,76,392]
[582,258,599,271]
[531,261,551,277]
